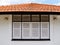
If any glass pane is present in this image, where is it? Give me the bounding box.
[22,29,30,37]
[13,15,21,22]
[22,15,30,22]
[22,22,31,39]
[32,15,40,22]
[22,23,30,28]
[41,22,49,28]
[32,28,40,37]
[13,28,21,39]
[41,28,49,39]
[41,15,49,22]
[13,22,21,39]
[41,22,49,39]
[13,22,21,28]
[31,22,40,39]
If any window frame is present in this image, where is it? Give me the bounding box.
[12,14,50,41]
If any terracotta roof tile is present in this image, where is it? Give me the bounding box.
[0,3,60,12]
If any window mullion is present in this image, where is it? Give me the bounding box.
[21,14,22,39]
[39,15,41,39]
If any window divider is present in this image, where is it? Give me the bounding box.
[12,14,13,39]
[30,14,32,22]
[49,15,50,39]
[21,14,22,39]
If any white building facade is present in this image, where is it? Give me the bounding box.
[0,14,60,45]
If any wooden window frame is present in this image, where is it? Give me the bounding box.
[12,14,50,41]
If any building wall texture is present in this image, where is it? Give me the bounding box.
[0,15,60,45]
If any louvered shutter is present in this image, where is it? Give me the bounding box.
[31,22,40,39]
[22,22,31,39]
[13,22,21,39]
[41,22,49,39]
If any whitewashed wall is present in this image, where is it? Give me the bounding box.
[0,15,60,45]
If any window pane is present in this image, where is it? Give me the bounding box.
[22,22,30,28]
[22,15,30,22]
[13,22,21,39]
[31,22,40,39]
[41,22,49,39]
[22,22,31,39]
[41,15,49,22]
[32,15,40,22]
[13,15,21,22]
[13,22,21,28]
[13,29,21,39]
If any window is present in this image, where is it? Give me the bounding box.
[12,15,21,39]
[12,14,50,41]
[41,15,49,39]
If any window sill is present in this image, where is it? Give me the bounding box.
[12,39,50,41]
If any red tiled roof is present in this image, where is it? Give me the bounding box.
[0,3,60,12]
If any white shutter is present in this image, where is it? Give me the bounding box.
[13,22,21,39]
[22,22,31,39]
[41,22,49,39]
[31,22,40,39]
